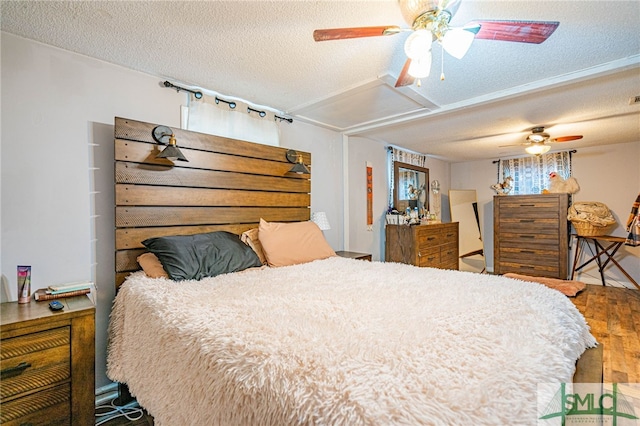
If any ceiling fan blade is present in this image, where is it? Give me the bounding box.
[552,135,583,142]
[395,58,416,87]
[313,26,402,42]
[470,20,559,44]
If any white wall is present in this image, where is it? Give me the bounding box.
[451,142,640,287]
[280,121,344,250]
[0,33,345,390]
[345,137,452,261]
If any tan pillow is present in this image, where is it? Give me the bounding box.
[240,228,268,265]
[258,218,336,267]
[137,252,169,279]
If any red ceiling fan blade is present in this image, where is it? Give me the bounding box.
[395,58,416,87]
[470,20,559,44]
[552,135,583,142]
[313,26,401,42]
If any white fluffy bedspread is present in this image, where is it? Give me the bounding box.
[107,257,595,425]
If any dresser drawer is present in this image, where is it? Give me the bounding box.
[440,243,459,265]
[417,226,457,247]
[496,231,560,247]
[496,197,562,218]
[1,327,70,400]
[497,261,560,278]
[1,383,70,426]
[418,246,441,267]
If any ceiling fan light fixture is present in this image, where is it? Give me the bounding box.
[441,27,475,59]
[408,52,432,78]
[525,143,551,155]
[404,29,433,59]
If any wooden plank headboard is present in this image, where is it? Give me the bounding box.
[114,117,311,288]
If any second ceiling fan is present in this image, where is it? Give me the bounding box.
[313,0,559,87]
[501,126,584,155]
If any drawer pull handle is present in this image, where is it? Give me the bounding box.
[1,361,32,379]
[519,204,535,207]
[519,219,535,223]
[519,235,535,239]
[427,237,435,241]
[520,250,535,255]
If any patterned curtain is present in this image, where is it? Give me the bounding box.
[388,146,428,209]
[497,151,573,195]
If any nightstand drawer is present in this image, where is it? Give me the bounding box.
[1,383,70,426]
[1,327,70,400]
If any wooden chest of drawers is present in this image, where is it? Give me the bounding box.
[1,296,95,426]
[493,193,570,279]
[385,222,459,270]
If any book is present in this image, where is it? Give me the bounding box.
[48,281,93,294]
[34,287,91,301]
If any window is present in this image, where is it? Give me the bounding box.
[497,151,573,195]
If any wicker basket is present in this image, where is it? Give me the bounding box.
[571,220,616,237]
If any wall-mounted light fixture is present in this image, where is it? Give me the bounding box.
[152,126,188,162]
[286,149,310,174]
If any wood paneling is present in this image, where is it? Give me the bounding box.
[114,117,311,287]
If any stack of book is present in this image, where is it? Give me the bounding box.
[34,281,92,301]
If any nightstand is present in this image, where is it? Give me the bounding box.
[336,251,372,261]
[1,296,95,425]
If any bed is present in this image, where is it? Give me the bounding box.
[108,117,596,425]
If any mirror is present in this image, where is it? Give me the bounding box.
[449,189,485,272]
[393,161,429,214]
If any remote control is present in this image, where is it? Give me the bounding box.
[49,300,64,311]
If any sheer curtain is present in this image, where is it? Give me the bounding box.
[187,94,280,146]
[497,151,573,195]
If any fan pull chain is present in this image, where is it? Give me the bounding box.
[440,47,445,81]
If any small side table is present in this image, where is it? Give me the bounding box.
[571,234,639,290]
[335,251,372,261]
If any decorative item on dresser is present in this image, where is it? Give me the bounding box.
[494,193,570,279]
[385,222,459,269]
[0,296,95,425]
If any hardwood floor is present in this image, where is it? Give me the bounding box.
[98,284,638,425]
[570,283,640,383]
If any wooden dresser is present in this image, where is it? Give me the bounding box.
[494,193,570,279]
[1,296,95,426]
[385,222,459,270]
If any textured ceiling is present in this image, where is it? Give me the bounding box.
[2,0,639,162]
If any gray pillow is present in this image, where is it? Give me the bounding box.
[142,231,262,281]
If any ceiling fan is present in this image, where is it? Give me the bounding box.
[501,126,583,155]
[313,0,559,87]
